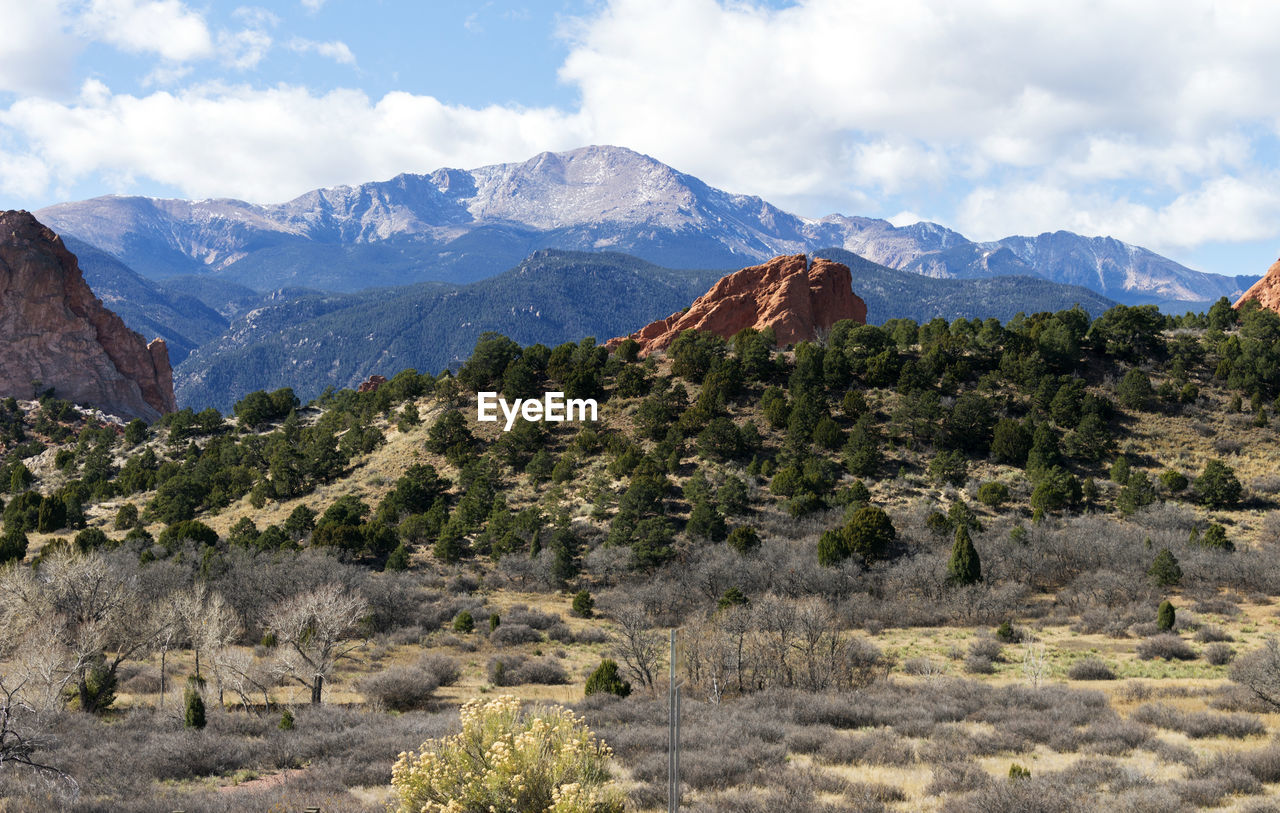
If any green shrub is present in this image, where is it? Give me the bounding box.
[1148,548,1182,587]
[584,659,631,699]
[726,525,760,554]
[1158,469,1188,493]
[1196,459,1242,509]
[571,590,595,619]
[1157,600,1176,632]
[818,505,896,566]
[453,610,475,633]
[183,685,206,730]
[976,481,1009,508]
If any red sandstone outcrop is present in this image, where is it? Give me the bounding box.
[1235,257,1280,313]
[609,254,866,355]
[0,210,177,421]
[357,374,388,393]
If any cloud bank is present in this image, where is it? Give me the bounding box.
[3,0,1280,257]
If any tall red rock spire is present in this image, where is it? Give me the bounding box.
[0,210,177,421]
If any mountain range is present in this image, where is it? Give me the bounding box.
[37,145,1254,307]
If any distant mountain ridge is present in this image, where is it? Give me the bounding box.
[173,248,1119,411]
[36,145,1252,305]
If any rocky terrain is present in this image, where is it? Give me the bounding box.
[610,254,866,353]
[36,146,1252,306]
[0,211,176,421]
[1235,256,1280,312]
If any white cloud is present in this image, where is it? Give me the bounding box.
[300,0,325,11]
[78,0,214,62]
[219,28,272,70]
[0,82,588,203]
[956,177,1280,251]
[0,1,80,96]
[288,38,356,67]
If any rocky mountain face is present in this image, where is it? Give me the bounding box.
[36,146,1250,306]
[609,254,865,354]
[0,211,176,421]
[1234,257,1280,312]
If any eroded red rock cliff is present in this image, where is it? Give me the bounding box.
[609,254,866,355]
[1235,257,1280,313]
[0,210,177,421]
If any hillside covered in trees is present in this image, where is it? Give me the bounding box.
[6,297,1280,810]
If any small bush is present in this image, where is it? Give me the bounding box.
[1133,703,1265,739]
[359,666,440,711]
[1195,625,1234,644]
[573,627,609,645]
[969,638,1005,662]
[1067,658,1117,681]
[488,655,568,686]
[504,604,562,630]
[964,655,996,674]
[976,482,1010,508]
[452,610,474,633]
[489,623,542,646]
[1137,634,1196,661]
[1205,643,1236,666]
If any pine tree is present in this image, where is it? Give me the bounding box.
[1148,549,1182,587]
[947,525,982,586]
[184,685,207,730]
[584,659,631,698]
[1157,599,1176,631]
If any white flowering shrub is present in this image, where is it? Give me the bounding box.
[391,694,626,813]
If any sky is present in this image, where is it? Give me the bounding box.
[2,0,1279,277]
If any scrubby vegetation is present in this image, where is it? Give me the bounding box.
[6,298,1280,809]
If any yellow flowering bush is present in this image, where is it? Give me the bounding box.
[390,694,626,813]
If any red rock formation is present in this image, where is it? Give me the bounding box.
[357,374,388,393]
[1235,257,1280,312]
[609,254,866,355]
[0,210,177,421]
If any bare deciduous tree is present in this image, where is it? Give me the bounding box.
[174,583,243,706]
[609,602,664,693]
[269,583,366,704]
[1,550,166,713]
[0,677,75,792]
[1231,638,1280,709]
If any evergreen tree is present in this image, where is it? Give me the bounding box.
[726,525,760,554]
[571,590,595,618]
[184,685,207,730]
[1196,459,1242,509]
[946,525,982,586]
[1148,549,1182,587]
[584,659,631,698]
[1157,600,1176,631]
[384,543,410,572]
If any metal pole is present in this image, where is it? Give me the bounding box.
[668,628,677,813]
[674,683,681,809]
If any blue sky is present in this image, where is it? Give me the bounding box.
[2,0,1280,278]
